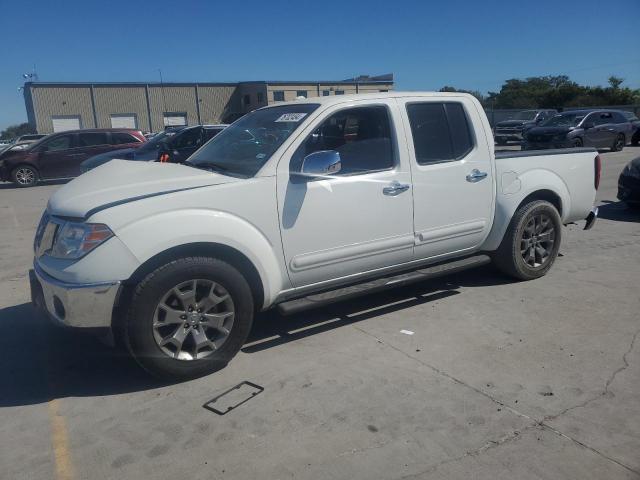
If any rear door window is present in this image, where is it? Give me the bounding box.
[78,132,109,147]
[406,102,474,164]
[111,132,141,145]
[172,128,203,149]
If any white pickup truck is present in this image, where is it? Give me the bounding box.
[30,92,599,379]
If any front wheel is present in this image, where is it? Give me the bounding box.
[493,200,562,280]
[123,256,254,380]
[572,138,583,148]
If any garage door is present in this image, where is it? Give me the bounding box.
[110,114,137,129]
[163,113,187,127]
[52,116,81,132]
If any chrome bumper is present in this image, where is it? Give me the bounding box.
[30,262,120,328]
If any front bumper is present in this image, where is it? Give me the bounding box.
[30,261,120,328]
[617,174,640,205]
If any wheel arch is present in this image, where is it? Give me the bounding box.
[483,185,566,252]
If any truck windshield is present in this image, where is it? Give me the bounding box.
[512,111,537,120]
[187,104,319,177]
[543,114,584,127]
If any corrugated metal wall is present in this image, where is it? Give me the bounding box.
[31,86,95,133]
[27,81,394,133]
[93,86,149,131]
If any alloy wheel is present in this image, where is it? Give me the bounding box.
[520,213,556,268]
[15,167,35,186]
[152,279,235,360]
[615,136,624,151]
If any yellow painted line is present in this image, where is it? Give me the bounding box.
[47,398,75,480]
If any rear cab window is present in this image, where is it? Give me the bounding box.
[406,102,474,165]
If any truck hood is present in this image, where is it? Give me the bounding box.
[48,160,236,218]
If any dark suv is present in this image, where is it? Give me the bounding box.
[523,110,632,151]
[493,109,557,145]
[0,129,145,187]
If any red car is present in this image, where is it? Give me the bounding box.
[0,129,145,187]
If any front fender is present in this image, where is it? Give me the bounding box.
[482,168,570,252]
[115,209,285,307]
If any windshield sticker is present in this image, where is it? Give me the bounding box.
[275,113,307,123]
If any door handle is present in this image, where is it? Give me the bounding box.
[383,180,410,196]
[466,169,488,183]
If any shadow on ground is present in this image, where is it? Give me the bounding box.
[0,179,69,190]
[597,200,640,223]
[0,265,511,407]
[243,265,511,353]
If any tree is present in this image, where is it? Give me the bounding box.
[438,86,486,104]
[442,74,638,109]
[608,76,624,89]
[0,123,36,140]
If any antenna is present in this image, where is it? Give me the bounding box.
[158,68,168,115]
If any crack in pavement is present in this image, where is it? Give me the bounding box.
[353,325,640,478]
[544,328,640,423]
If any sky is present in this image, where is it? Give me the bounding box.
[0,0,638,130]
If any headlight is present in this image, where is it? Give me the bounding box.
[50,222,114,259]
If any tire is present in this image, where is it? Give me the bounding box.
[11,165,38,187]
[493,200,562,281]
[572,138,583,148]
[612,134,625,152]
[123,256,254,380]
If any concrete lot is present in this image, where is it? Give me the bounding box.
[0,147,639,480]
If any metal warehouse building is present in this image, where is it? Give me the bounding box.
[23,74,394,134]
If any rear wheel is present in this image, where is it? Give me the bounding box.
[612,134,625,152]
[11,165,38,187]
[572,138,583,148]
[123,256,254,380]
[493,200,562,280]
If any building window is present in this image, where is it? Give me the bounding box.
[335,90,345,95]
[257,92,264,103]
[322,90,330,96]
[273,91,285,101]
[243,94,251,106]
[296,90,307,98]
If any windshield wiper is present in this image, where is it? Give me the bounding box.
[184,160,229,174]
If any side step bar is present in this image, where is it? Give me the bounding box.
[276,254,491,316]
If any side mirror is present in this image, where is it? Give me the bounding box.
[299,150,341,179]
[582,122,595,130]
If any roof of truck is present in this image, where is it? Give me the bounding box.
[268,91,478,108]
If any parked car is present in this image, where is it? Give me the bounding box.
[621,111,640,146]
[30,92,599,379]
[81,125,227,172]
[494,109,557,145]
[16,133,47,144]
[523,110,632,151]
[618,156,640,209]
[0,129,145,187]
[81,128,186,172]
[157,124,227,164]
